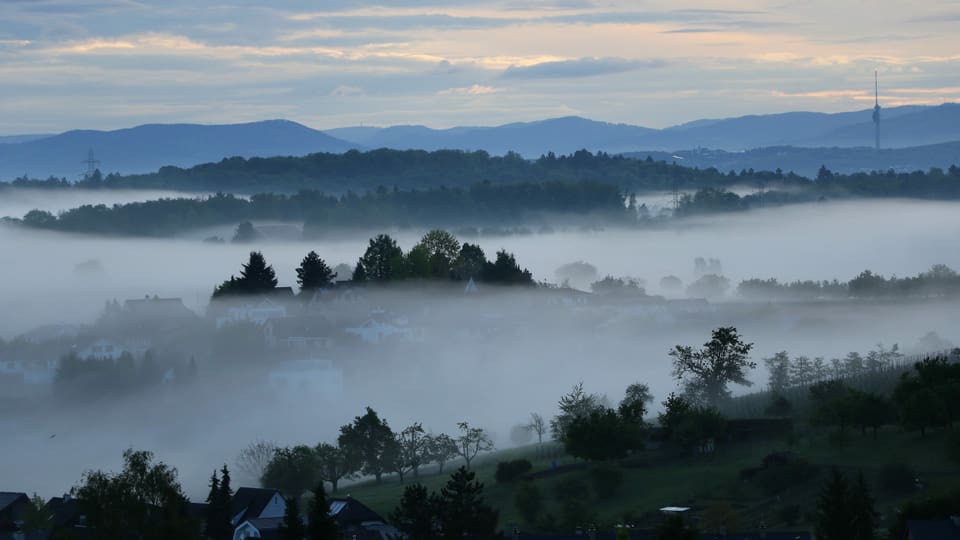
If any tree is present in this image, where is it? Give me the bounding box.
[232,221,258,243]
[669,327,755,405]
[425,434,458,473]
[19,494,52,533]
[213,251,278,298]
[397,423,430,480]
[526,413,547,456]
[435,467,500,539]
[483,250,533,285]
[764,351,791,392]
[278,495,306,540]
[619,382,653,423]
[261,445,318,497]
[789,355,815,387]
[296,251,336,292]
[812,471,872,539]
[72,449,199,540]
[351,261,367,282]
[314,443,350,493]
[415,229,461,278]
[204,466,233,540]
[550,382,602,441]
[306,482,339,540]
[565,408,643,461]
[338,407,399,483]
[453,243,487,281]
[389,483,438,540]
[236,439,278,484]
[685,274,730,299]
[455,422,494,470]
[359,234,404,282]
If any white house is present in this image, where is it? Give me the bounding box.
[344,318,424,345]
[267,359,343,398]
[230,488,285,533]
[216,299,287,329]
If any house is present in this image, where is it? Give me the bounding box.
[233,517,283,540]
[267,359,343,398]
[0,493,29,532]
[264,316,336,352]
[230,488,286,530]
[45,495,88,537]
[217,299,288,329]
[344,314,424,345]
[232,496,399,540]
[905,518,960,540]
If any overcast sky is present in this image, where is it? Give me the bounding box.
[0,0,958,134]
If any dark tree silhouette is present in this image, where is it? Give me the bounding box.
[338,407,399,484]
[278,495,306,540]
[669,327,755,405]
[306,483,339,540]
[389,483,437,540]
[359,234,404,282]
[435,467,500,540]
[296,251,336,292]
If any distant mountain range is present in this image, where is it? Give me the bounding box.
[0,104,958,180]
[0,120,353,181]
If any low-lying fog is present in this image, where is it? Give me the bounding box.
[0,188,216,219]
[1,196,959,501]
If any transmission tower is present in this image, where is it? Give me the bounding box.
[82,149,101,179]
[872,70,881,150]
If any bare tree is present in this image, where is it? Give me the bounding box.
[235,439,278,483]
[395,423,429,483]
[455,422,494,470]
[526,413,546,456]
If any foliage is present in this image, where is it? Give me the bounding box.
[618,382,653,422]
[494,459,532,484]
[314,442,350,493]
[550,382,603,441]
[655,515,697,540]
[424,434,459,474]
[71,449,199,540]
[396,423,430,482]
[389,483,437,540]
[435,467,500,540]
[589,465,624,499]
[590,276,643,295]
[338,407,399,483]
[894,355,960,436]
[18,494,53,533]
[669,327,755,406]
[278,495,306,540]
[513,482,543,525]
[685,274,730,299]
[358,234,405,282]
[212,251,278,298]
[232,221,258,243]
[306,482,340,540]
[814,468,875,540]
[261,445,318,497]
[565,408,644,461]
[889,488,960,540]
[296,251,336,292]
[878,461,916,494]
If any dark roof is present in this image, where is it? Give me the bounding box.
[329,497,385,527]
[0,493,28,514]
[231,488,281,524]
[907,519,960,540]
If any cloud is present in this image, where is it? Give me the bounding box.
[437,84,503,96]
[330,85,365,97]
[502,57,667,79]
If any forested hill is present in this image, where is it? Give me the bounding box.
[15,149,806,194]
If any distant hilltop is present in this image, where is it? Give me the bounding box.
[0,103,958,180]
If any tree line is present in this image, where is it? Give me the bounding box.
[736,264,960,300]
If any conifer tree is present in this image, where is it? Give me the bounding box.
[435,467,499,539]
[850,472,876,540]
[239,251,278,293]
[204,471,221,539]
[296,251,336,292]
[306,482,339,540]
[278,495,306,540]
[815,468,853,540]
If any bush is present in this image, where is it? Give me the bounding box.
[495,459,533,484]
[755,458,818,495]
[879,461,916,494]
[589,465,623,499]
[514,482,543,524]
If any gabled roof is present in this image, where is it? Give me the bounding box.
[0,492,28,513]
[907,519,960,540]
[45,496,83,528]
[231,488,281,524]
[328,497,385,527]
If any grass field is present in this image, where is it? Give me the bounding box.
[336,427,960,535]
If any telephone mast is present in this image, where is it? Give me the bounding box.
[872,70,881,150]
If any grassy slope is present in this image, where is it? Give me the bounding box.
[338,428,959,534]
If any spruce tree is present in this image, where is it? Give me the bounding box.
[389,483,437,540]
[278,495,306,540]
[239,251,278,293]
[306,482,339,540]
[204,471,221,540]
[435,467,499,539]
[850,472,876,540]
[815,468,853,540]
[296,251,336,292]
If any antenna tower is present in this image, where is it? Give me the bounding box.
[82,149,101,179]
[872,70,881,150]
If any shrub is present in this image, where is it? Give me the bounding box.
[495,459,533,484]
[514,482,543,524]
[589,465,624,499]
[879,461,916,494]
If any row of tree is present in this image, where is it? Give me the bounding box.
[763,345,905,393]
[737,264,960,300]
[212,230,534,298]
[251,408,494,497]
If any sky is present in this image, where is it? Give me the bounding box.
[0,0,959,134]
